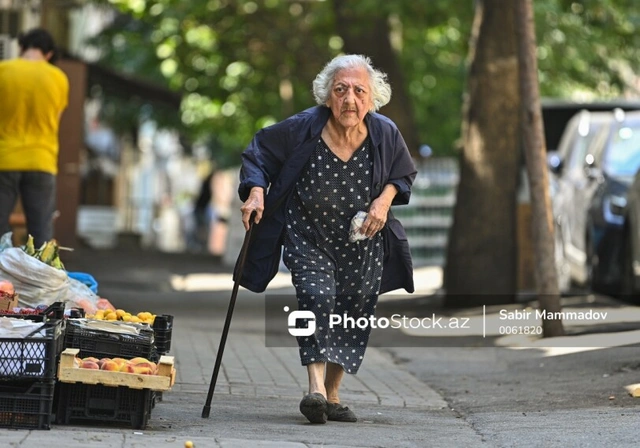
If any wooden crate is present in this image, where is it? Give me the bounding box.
[57,348,176,391]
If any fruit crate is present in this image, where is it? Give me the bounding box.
[0,380,55,430]
[55,382,153,429]
[57,348,176,391]
[64,319,154,361]
[0,319,65,381]
[152,314,173,355]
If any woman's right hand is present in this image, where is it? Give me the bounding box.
[240,186,265,230]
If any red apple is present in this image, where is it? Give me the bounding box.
[0,280,14,296]
[119,363,135,374]
[98,358,111,368]
[81,361,100,370]
[112,358,128,368]
[101,360,120,371]
[132,365,154,375]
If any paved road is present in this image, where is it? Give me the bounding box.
[4,247,640,447]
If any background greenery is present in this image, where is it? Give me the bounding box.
[89,0,640,165]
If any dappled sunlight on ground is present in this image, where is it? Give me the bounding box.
[170,271,294,292]
[169,266,442,294]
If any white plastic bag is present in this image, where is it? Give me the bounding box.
[0,232,13,252]
[0,247,100,313]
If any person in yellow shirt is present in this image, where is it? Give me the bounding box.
[0,28,69,247]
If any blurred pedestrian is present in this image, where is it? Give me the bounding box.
[189,170,216,253]
[238,54,416,423]
[0,28,69,247]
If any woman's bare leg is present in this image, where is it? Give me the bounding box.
[324,362,345,404]
[307,362,327,397]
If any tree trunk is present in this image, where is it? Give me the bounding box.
[515,0,564,337]
[444,0,521,305]
[332,1,420,155]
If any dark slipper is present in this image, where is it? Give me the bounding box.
[327,402,357,422]
[299,393,328,424]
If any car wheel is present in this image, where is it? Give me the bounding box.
[554,227,571,293]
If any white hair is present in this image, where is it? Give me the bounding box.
[312,54,392,112]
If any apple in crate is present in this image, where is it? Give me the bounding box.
[81,360,100,370]
[119,363,136,374]
[128,357,158,374]
[0,280,15,295]
[100,360,120,371]
[112,358,128,368]
[132,365,155,375]
[128,357,151,365]
[98,358,111,368]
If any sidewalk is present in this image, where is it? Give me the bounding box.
[2,247,483,448]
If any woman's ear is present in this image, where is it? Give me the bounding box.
[44,51,54,61]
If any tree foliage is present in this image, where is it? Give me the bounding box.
[91,0,335,163]
[87,0,640,165]
[88,0,473,163]
[535,0,640,98]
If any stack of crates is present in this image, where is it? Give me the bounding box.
[152,315,173,359]
[56,318,156,429]
[0,303,65,430]
[150,315,173,404]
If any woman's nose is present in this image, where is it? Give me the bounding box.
[344,88,356,102]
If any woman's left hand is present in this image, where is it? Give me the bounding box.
[361,197,391,238]
[361,184,398,238]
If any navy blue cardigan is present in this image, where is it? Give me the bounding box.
[236,106,417,294]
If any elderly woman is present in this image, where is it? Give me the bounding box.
[238,54,416,424]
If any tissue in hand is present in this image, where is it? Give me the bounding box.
[348,211,369,242]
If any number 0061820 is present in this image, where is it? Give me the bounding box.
[498,325,543,335]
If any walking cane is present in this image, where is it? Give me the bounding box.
[202,212,257,418]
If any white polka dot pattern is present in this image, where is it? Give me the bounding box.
[283,137,383,374]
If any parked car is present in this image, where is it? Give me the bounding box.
[620,163,640,300]
[548,109,640,294]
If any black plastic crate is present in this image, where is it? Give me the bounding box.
[0,302,66,322]
[0,380,55,430]
[68,308,85,318]
[0,320,65,381]
[150,315,173,405]
[64,319,154,361]
[55,383,152,429]
[152,315,173,354]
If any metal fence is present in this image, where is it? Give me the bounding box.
[393,157,459,267]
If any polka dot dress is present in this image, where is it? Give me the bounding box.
[283,137,383,374]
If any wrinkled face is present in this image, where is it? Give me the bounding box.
[326,66,373,129]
